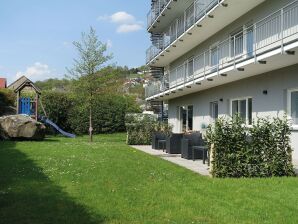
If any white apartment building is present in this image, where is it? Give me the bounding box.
[145,0,298,161]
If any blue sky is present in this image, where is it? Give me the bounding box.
[0,0,151,84]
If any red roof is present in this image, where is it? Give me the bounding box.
[0,78,7,88]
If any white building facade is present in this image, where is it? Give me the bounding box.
[145,0,298,162]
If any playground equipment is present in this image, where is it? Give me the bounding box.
[8,76,76,138]
[39,116,76,138]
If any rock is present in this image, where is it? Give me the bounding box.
[0,115,46,140]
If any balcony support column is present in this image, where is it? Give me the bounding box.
[254,24,257,63]
[281,8,284,54]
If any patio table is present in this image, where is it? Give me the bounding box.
[192,146,209,165]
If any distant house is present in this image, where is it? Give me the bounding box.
[0,78,7,89]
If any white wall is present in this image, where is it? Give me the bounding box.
[168,63,298,160]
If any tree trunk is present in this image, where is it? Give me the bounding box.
[89,93,93,142]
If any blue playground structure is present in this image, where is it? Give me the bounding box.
[19,97,37,116]
[10,76,76,138]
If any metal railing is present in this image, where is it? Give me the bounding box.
[145,0,298,99]
[147,0,171,29]
[146,0,220,63]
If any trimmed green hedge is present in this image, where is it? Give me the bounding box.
[206,116,295,178]
[40,91,141,135]
[40,91,73,132]
[126,113,172,145]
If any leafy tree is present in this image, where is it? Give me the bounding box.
[67,27,112,142]
[35,79,72,92]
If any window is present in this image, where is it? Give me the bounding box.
[188,105,193,131]
[288,89,298,126]
[179,105,193,132]
[231,97,252,125]
[210,101,219,121]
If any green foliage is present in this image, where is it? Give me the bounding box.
[67,27,113,141]
[40,91,73,131]
[35,79,72,91]
[0,89,15,116]
[126,113,172,145]
[0,89,15,106]
[206,115,295,178]
[67,94,141,134]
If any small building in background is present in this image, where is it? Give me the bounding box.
[0,78,7,89]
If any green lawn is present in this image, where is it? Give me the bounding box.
[0,133,298,224]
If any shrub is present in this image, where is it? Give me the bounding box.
[39,91,73,132]
[0,89,16,116]
[126,113,172,145]
[40,91,141,135]
[206,115,295,178]
[68,94,141,134]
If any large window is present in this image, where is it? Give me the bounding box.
[210,101,219,121]
[288,89,298,126]
[231,97,252,125]
[179,105,193,132]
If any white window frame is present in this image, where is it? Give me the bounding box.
[287,88,298,129]
[230,97,253,125]
[178,105,194,132]
[210,101,219,122]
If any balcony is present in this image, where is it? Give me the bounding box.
[146,0,265,66]
[145,0,298,100]
[147,0,171,30]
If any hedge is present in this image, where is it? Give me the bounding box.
[40,91,73,132]
[40,91,141,135]
[206,115,295,178]
[126,113,172,145]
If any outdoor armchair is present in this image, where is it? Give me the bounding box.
[152,132,166,150]
[181,132,206,160]
[166,133,183,154]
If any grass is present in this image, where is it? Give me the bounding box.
[0,133,298,224]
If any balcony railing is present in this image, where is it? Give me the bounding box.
[145,0,298,99]
[146,0,220,64]
[147,0,171,29]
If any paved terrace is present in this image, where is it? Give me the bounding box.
[131,145,210,176]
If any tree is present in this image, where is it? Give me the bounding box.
[67,27,112,142]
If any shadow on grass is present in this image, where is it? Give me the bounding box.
[0,141,104,224]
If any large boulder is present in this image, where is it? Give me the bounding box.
[0,115,46,140]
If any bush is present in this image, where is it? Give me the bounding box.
[40,91,141,135]
[206,115,295,178]
[40,91,73,132]
[68,94,141,134]
[126,113,172,145]
[0,89,16,116]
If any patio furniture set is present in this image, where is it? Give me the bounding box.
[152,132,209,165]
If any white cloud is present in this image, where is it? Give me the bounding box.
[110,11,135,24]
[15,62,58,82]
[117,24,143,33]
[97,11,143,33]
